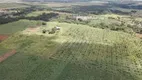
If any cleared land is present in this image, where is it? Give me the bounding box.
[0,22,142,80]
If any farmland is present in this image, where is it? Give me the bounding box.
[0,20,42,34]
[0,3,29,8]
[0,22,142,80]
[0,46,9,55]
[0,1,142,80]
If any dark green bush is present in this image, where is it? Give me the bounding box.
[42,22,46,25]
[42,29,47,34]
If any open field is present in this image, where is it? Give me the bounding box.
[0,22,142,80]
[0,3,29,8]
[0,20,42,34]
[43,1,107,8]
[0,47,9,55]
[0,50,16,63]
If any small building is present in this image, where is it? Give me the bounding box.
[55,26,61,30]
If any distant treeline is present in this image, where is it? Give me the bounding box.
[112,3,142,9]
[25,13,58,21]
[65,5,132,15]
[0,6,58,24]
[54,3,141,15]
[22,0,93,2]
[0,13,58,24]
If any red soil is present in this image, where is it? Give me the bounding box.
[29,27,36,30]
[27,27,37,32]
[0,34,9,41]
[0,50,16,63]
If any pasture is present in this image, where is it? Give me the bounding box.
[0,3,29,8]
[0,46,9,55]
[0,20,42,34]
[0,22,142,80]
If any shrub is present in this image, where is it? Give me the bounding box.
[42,29,47,34]
[42,22,46,25]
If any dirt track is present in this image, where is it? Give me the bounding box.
[0,50,16,63]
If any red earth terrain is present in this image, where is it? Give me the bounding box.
[0,50,16,63]
[0,34,9,42]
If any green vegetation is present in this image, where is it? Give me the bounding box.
[26,11,51,17]
[0,2,142,80]
[55,13,142,34]
[0,3,29,8]
[0,46,9,55]
[0,20,42,34]
[0,22,142,80]
[0,5,51,24]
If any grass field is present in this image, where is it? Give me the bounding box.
[0,46,9,55]
[0,20,42,34]
[0,22,142,80]
[0,3,29,8]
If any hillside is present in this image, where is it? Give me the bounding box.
[0,0,92,3]
[0,0,141,3]
[0,20,42,34]
[0,22,142,80]
[0,0,22,3]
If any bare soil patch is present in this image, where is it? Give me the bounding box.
[136,33,142,39]
[0,50,16,63]
[27,27,39,32]
[0,34,9,42]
